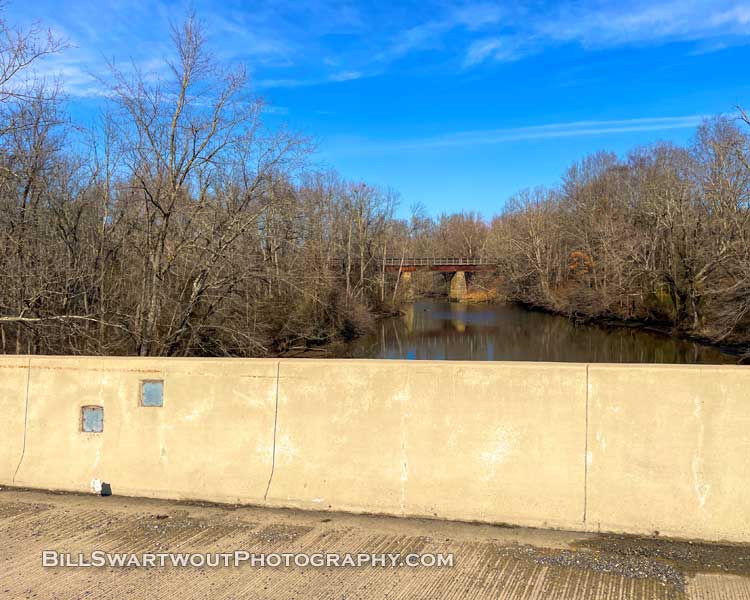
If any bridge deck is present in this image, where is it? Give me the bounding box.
[382,257,495,266]
[325,258,495,272]
[2,489,748,600]
[382,258,496,272]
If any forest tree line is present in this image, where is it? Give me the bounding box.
[1,12,749,356]
[405,116,750,351]
[490,117,750,351]
[0,14,402,356]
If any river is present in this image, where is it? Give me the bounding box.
[338,300,738,364]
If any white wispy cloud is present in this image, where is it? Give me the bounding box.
[539,1,750,47]
[10,0,750,95]
[261,105,289,115]
[376,2,505,63]
[464,1,750,67]
[709,5,750,27]
[255,70,368,90]
[463,37,526,67]
[328,70,363,82]
[339,116,708,154]
[414,116,707,147]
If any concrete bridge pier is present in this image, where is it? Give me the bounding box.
[398,270,415,300]
[449,271,467,300]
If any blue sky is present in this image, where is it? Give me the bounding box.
[11,0,750,218]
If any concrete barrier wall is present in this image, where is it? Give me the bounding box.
[0,356,29,485]
[4,356,278,505]
[586,364,750,543]
[266,360,587,531]
[0,355,747,543]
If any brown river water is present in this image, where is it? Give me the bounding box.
[337,300,739,364]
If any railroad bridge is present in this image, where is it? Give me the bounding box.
[382,257,496,300]
[381,257,495,272]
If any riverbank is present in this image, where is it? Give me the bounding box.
[511,300,750,364]
[592,319,750,363]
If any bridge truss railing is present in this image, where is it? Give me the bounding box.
[380,257,496,267]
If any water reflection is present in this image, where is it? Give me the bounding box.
[340,300,738,364]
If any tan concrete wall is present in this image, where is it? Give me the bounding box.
[267,360,407,516]
[401,361,585,529]
[586,364,750,543]
[0,355,748,542]
[0,356,29,485]
[265,360,587,531]
[9,356,278,505]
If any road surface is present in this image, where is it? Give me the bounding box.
[1,488,748,599]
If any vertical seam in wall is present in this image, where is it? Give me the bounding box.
[583,362,589,525]
[399,367,410,516]
[12,355,32,484]
[263,361,280,503]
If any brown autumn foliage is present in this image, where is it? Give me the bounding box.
[0,14,397,356]
[487,127,750,348]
